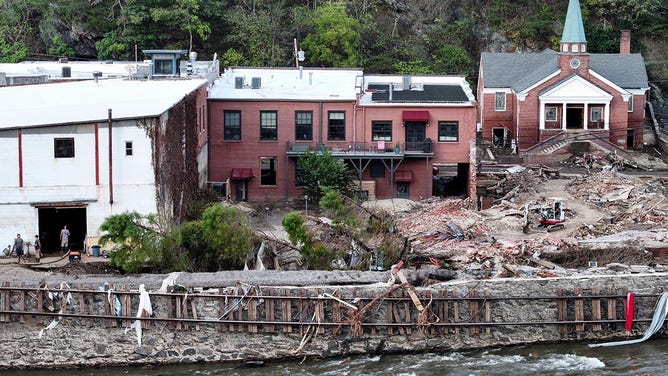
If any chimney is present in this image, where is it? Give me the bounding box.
[620,30,631,54]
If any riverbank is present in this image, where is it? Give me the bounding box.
[1,269,667,370]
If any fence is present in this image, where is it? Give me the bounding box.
[0,281,660,339]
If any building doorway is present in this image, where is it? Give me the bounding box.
[397,182,409,199]
[404,122,426,151]
[234,180,248,201]
[626,129,635,148]
[566,106,583,129]
[37,206,87,252]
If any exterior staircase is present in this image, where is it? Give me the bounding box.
[523,131,634,165]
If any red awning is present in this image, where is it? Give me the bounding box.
[231,168,253,180]
[402,110,429,122]
[395,170,413,182]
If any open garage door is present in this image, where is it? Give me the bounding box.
[37,206,87,253]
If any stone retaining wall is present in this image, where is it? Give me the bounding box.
[1,272,667,369]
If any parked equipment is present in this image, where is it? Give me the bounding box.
[68,250,81,263]
[523,198,566,233]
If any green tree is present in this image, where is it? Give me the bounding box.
[281,211,330,269]
[200,204,254,270]
[99,211,183,274]
[301,1,361,67]
[221,1,292,67]
[47,35,75,58]
[432,44,473,77]
[295,150,354,205]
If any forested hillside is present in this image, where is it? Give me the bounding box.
[1,0,667,114]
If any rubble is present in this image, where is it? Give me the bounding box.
[391,169,668,281]
[251,166,668,284]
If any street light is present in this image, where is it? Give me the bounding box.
[304,195,309,216]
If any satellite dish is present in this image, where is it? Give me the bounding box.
[297,49,305,62]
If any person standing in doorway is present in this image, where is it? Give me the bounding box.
[12,234,24,263]
[60,225,70,253]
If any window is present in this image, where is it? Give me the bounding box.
[370,160,385,178]
[371,121,392,141]
[125,141,133,156]
[591,107,602,122]
[628,97,633,112]
[327,111,345,141]
[208,181,227,197]
[154,59,173,75]
[438,121,459,142]
[260,157,277,186]
[545,107,557,122]
[260,111,278,141]
[54,138,74,158]
[295,111,313,141]
[494,92,506,111]
[224,111,241,140]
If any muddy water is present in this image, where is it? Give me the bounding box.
[4,339,667,376]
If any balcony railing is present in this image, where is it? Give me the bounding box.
[286,141,434,156]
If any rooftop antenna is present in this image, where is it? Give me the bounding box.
[293,38,305,67]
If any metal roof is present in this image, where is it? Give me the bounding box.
[561,0,587,43]
[0,78,208,129]
[209,67,363,101]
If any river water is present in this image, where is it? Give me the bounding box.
[3,339,667,376]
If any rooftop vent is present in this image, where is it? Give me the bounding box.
[235,76,244,89]
[92,71,102,83]
[402,76,411,90]
[251,77,261,89]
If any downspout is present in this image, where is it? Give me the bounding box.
[515,93,520,152]
[95,124,99,185]
[318,101,324,147]
[18,129,23,187]
[108,109,114,204]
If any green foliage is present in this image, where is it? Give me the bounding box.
[295,150,354,205]
[99,203,255,273]
[395,60,434,75]
[47,35,75,58]
[185,187,220,221]
[301,1,361,67]
[200,204,254,269]
[175,220,216,272]
[99,212,180,274]
[583,24,620,53]
[222,2,291,67]
[95,31,127,60]
[0,37,27,63]
[432,45,473,77]
[221,48,248,67]
[320,188,361,233]
[281,211,335,270]
[281,212,311,246]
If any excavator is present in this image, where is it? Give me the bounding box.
[523,198,566,233]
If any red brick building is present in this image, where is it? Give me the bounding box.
[207,68,476,202]
[477,0,649,160]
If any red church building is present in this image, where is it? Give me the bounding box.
[477,0,649,162]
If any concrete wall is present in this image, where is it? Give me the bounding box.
[0,272,666,369]
[0,120,157,244]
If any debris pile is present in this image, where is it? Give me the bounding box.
[391,169,668,281]
[567,171,668,236]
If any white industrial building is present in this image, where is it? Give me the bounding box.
[0,78,209,252]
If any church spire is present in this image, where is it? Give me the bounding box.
[560,0,587,54]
